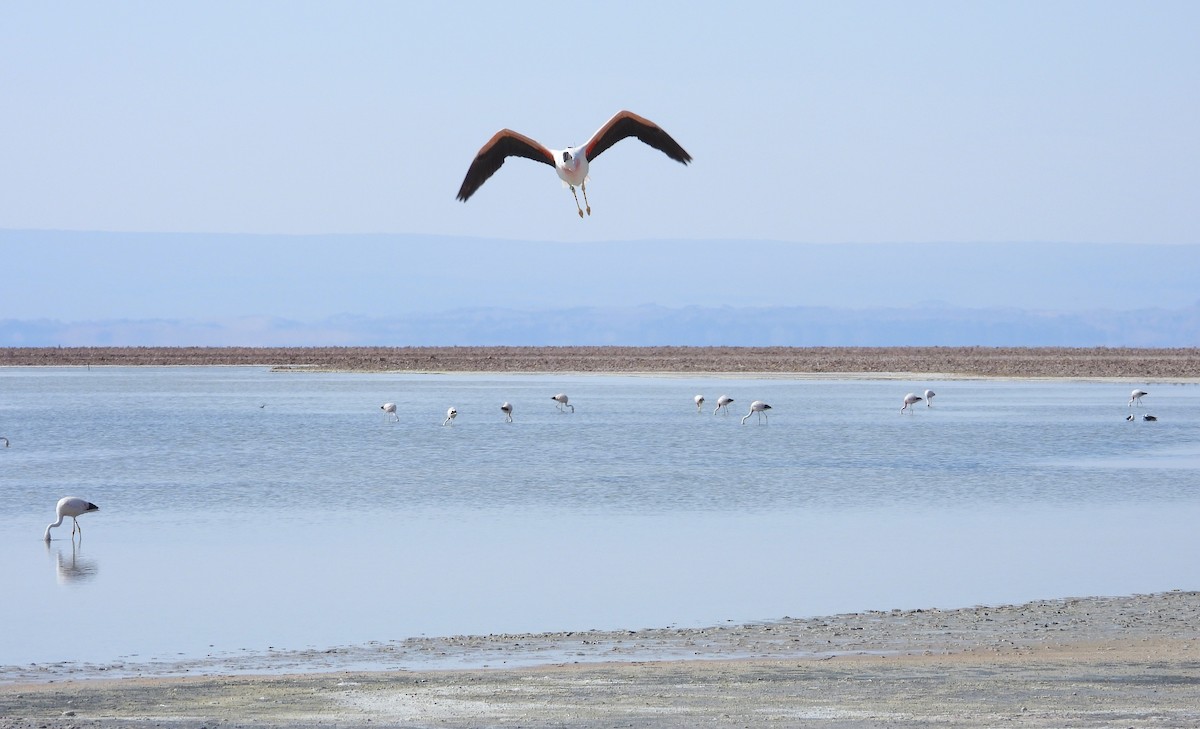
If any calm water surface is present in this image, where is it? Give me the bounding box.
[2,367,1198,671]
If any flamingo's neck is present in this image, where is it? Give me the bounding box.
[44,516,63,540]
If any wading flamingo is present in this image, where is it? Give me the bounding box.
[381,402,398,421]
[714,395,734,415]
[901,393,923,413]
[924,389,936,407]
[501,402,513,423]
[44,497,99,542]
[694,395,705,411]
[444,407,458,426]
[741,400,772,425]
[1129,389,1148,407]
[552,394,574,413]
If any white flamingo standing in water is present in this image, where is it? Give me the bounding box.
[552,393,574,413]
[924,389,936,407]
[501,402,513,422]
[694,394,705,411]
[741,400,772,425]
[901,393,923,413]
[381,402,398,421]
[44,497,99,541]
[443,407,458,426]
[714,395,734,415]
[1129,389,1148,407]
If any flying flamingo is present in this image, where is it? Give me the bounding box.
[714,395,734,415]
[901,393,923,413]
[1129,389,1148,407]
[381,402,398,421]
[694,395,705,411]
[501,402,513,422]
[444,407,458,426]
[924,389,936,407]
[741,400,772,425]
[44,497,99,542]
[552,393,574,413]
[457,110,692,218]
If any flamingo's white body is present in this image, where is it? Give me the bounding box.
[924,389,936,407]
[444,407,458,426]
[552,394,574,413]
[457,110,692,218]
[1129,389,1148,407]
[44,497,99,542]
[741,400,772,425]
[714,395,734,415]
[381,402,398,421]
[901,393,923,413]
[501,402,513,422]
[694,394,705,411]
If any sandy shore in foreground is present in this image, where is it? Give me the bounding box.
[4,345,1200,378]
[3,591,1198,728]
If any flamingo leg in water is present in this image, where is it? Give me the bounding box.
[570,186,584,218]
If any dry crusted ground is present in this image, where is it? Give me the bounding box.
[2,592,1199,728]
[3,345,1200,378]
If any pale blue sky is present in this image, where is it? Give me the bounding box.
[2,1,1197,245]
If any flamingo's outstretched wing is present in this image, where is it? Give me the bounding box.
[584,110,692,164]
[457,129,556,201]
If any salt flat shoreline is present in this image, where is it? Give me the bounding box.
[4,349,1199,725]
[3,345,1200,379]
[3,591,1198,727]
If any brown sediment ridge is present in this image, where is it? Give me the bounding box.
[2,346,1199,378]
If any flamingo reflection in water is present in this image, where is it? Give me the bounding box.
[48,541,100,585]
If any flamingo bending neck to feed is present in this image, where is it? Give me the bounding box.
[1129,389,1148,407]
[456,110,692,218]
[694,395,705,411]
[381,402,398,421]
[444,407,458,426]
[741,400,772,425]
[714,395,734,415]
[924,389,936,407]
[552,394,574,413]
[44,497,99,541]
[501,402,513,423]
[901,393,923,412]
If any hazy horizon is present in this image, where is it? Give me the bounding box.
[2,4,1197,348]
[4,230,1198,348]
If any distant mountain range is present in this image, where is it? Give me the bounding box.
[3,230,1199,347]
[4,302,1199,347]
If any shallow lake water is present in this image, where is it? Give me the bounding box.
[2,367,1198,674]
